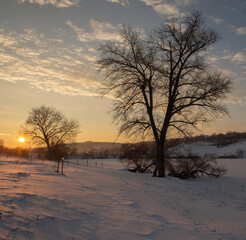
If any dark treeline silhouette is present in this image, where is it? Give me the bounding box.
[0,140,31,158]
[184,131,246,147]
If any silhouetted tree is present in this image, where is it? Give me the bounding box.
[22,105,80,160]
[97,10,232,177]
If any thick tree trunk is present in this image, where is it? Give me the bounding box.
[46,142,53,161]
[154,143,166,177]
[47,149,53,161]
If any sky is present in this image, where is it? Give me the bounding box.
[0,0,246,147]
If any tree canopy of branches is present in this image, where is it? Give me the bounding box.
[22,105,80,160]
[97,10,232,177]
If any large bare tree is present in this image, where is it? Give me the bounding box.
[22,105,80,160]
[97,10,232,177]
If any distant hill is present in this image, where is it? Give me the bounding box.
[171,132,246,158]
[170,139,246,158]
[72,132,246,159]
[73,141,123,155]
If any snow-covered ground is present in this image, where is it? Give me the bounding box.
[172,140,246,158]
[0,156,245,240]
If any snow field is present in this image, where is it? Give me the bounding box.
[0,156,245,240]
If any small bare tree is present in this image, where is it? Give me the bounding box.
[97,10,232,177]
[22,105,80,160]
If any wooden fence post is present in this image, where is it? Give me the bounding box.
[57,159,60,172]
[61,157,64,175]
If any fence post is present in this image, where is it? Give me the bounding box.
[57,159,60,172]
[87,159,88,166]
[61,157,64,175]
[95,161,97,167]
[102,162,103,168]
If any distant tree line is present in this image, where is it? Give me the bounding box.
[0,139,78,160]
[184,131,246,147]
[79,150,119,159]
[0,140,30,158]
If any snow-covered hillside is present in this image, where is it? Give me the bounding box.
[0,156,245,240]
[71,136,246,159]
[171,139,246,158]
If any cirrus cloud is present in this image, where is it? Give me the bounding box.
[235,27,246,36]
[17,0,80,8]
[106,0,129,6]
[0,132,12,136]
[209,16,223,24]
[232,52,246,63]
[0,28,103,97]
[153,3,180,16]
[139,0,196,16]
[66,19,121,42]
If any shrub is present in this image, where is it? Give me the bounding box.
[166,154,227,179]
[119,142,156,173]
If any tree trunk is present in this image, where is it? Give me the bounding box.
[46,142,53,161]
[155,143,166,177]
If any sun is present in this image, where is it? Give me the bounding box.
[19,137,25,143]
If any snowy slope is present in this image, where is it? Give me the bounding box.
[73,138,246,158]
[170,140,246,158]
[0,156,245,240]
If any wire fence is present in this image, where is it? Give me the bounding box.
[0,154,123,175]
[65,158,105,168]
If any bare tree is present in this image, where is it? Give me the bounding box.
[22,105,80,160]
[97,10,232,177]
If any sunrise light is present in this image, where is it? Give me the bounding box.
[18,137,25,143]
